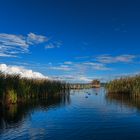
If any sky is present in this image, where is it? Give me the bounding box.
[0,0,140,82]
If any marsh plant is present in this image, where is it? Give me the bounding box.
[0,72,69,105]
[106,75,140,97]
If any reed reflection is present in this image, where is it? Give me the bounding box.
[0,91,70,129]
[106,93,140,110]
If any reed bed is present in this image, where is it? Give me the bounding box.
[0,72,69,105]
[106,75,140,96]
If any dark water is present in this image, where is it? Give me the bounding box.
[1,88,140,140]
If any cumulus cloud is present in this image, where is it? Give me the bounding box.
[0,64,48,79]
[0,63,95,82]
[0,33,48,57]
[96,54,136,64]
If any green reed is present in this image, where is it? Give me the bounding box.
[0,72,69,105]
[106,75,140,96]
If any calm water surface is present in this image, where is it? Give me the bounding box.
[1,88,140,140]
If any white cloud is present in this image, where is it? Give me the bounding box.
[0,63,96,82]
[45,41,62,49]
[64,61,72,65]
[0,33,28,48]
[0,53,17,57]
[27,32,48,44]
[78,76,92,82]
[0,63,48,79]
[116,55,136,62]
[96,54,136,64]
[45,43,55,49]
[48,65,72,71]
[83,62,111,70]
[48,61,111,74]
[0,33,29,57]
[0,33,48,57]
[52,75,93,83]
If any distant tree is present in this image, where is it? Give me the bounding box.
[91,79,100,85]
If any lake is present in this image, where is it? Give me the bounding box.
[1,87,140,140]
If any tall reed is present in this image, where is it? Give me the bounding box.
[106,75,140,96]
[0,72,69,105]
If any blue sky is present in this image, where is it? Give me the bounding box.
[0,0,140,82]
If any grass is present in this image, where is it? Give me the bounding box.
[0,72,69,105]
[106,75,140,96]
